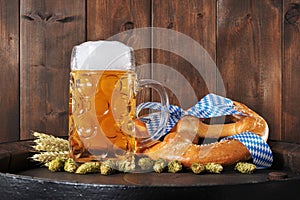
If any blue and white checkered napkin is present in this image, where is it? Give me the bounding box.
[138,93,273,169]
[138,93,244,134]
[222,132,273,169]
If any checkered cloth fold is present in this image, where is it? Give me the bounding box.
[138,93,273,169]
[222,132,273,169]
[138,93,244,134]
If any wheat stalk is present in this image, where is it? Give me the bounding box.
[31,131,70,164]
[31,151,69,164]
[32,132,69,152]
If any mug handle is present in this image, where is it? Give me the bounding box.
[136,79,169,148]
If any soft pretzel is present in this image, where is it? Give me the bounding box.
[138,101,268,168]
[174,101,268,141]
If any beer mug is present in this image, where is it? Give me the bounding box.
[69,41,169,163]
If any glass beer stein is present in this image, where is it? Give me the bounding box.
[69,40,169,164]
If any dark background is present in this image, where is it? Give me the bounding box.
[0,0,299,144]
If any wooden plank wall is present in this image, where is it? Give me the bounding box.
[20,0,86,139]
[283,0,300,143]
[0,0,19,142]
[217,0,283,140]
[0,0,299,144]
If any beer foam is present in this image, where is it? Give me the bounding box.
[71,40,134,70]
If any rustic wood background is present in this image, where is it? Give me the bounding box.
[0,0,299,144]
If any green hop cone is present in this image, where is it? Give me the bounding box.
[168,160,182,173]
[116,158,135,173]
[75,162,101,174]
[138,157,154,171]
[205,163,223,174]
[153,158,168,173]
[100,160,116,175]
[64,158,78,173]
[47,157,66,172]
[234,162,256,174]
[191,162,206,174]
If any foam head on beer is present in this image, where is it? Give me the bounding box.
[71,40,134,71]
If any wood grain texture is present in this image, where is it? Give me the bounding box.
[87,0,152,104]
[20,0,86,139]
[1,0,300,144]
[152,0,217,109]
[283,1,300,142]
[217,0,282,140]
[0,0,19,142]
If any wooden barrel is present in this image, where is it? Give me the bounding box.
[1,140,300,200]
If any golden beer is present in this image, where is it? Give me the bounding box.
[69,70,137,162]
[69,40,169,171]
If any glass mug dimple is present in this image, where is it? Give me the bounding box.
[68,41,169,163]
